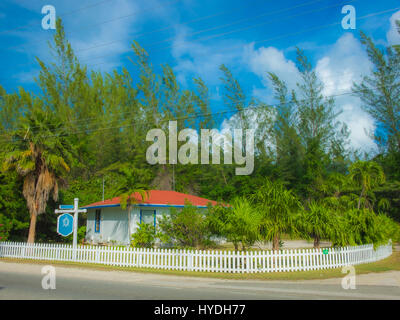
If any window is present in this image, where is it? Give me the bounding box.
[140,209,156,227]
[95,209,101,233]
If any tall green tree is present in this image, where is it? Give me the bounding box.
[2,103,73,243]
[353,32,400,154]
[268,72,304,187]
[267,49,349,197]
[293,48,349,198]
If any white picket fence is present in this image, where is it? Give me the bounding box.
[0,241,392,273]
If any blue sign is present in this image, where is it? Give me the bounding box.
[57,213,74,237]
[59,204,74,210]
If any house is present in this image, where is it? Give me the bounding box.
[82,190,219,245]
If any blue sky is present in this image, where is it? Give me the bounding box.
[1,0,400,152]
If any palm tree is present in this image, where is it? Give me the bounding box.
[299,200,339,248]
[349,161,385,209]
[215,197,260,251]
[111,163,150,240]
[252,179,300,250]
[2,106,73,243]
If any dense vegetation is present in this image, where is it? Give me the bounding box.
[135,177,399,251]
[0,19,399,246]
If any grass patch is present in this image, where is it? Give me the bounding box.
[1,250,399,281]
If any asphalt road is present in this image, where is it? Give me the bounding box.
[0,261,400,300]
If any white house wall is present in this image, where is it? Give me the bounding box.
[86,206,177,245]
[86,207,129,245]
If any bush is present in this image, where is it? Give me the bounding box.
[207,198,260,251]
[65,225,86,244]
[375,213,400,244]
[158,201,211,249]
[342,208,398,246]
[0,215,13,242]
[131,222,155,248]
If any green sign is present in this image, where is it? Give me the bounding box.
[323,249,329,255]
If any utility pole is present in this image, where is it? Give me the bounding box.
[102,176,105,202]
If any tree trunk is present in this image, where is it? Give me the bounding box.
[314,235,320,249]
[272,235,280,251]
[27,214,37,243]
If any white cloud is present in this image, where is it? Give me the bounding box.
[244,33,377,153]
[315,33,377,153]
[70,0,140,71]
[244,43,300,93]
[387,10,400,45]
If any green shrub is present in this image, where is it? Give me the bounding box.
[0,215,13,242]
[65,225,86,244]
[207,198,260,251]
[131,222,155,248]
[158,201,211,249]
[342,208,398,246]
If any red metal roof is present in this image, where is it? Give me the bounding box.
[82,190,219,209]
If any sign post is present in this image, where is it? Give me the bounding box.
[55,198,87,259]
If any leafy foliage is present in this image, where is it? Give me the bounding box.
[131,223,156,248]
[298,200,341,248]
[157,202,212,249]
[252,179,301,250]
[0,215,13,241]
[207,198,260,250]
[0,19,399,247]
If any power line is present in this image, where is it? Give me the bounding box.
[0,0,356,83]
[1,83,398,144]
[1,61,399,137]
[0,2,243,78]
[3,2,399,79]
[146,3,397,58]
[135,0,345,51]
[76,0,327,55]
[86,0,382,70]
[1,0,328,73]
[0,4,397,97]
[5,0,182,52]
[0,0,117,35]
